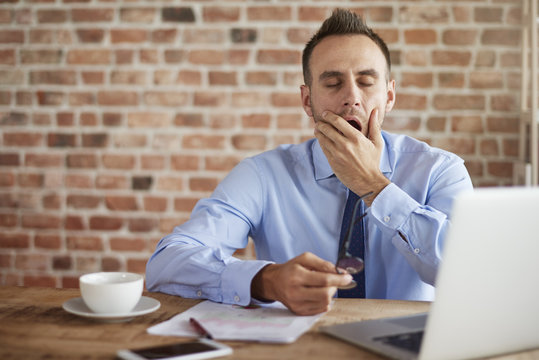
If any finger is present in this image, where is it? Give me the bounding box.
[301,268,353,288]
[321,111,357,138]
[367,108,383,146]
[295,252,338,274]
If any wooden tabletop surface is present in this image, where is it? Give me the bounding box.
[0,286,536,359]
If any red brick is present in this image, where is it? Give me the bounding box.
[106,196,138,211]
[25,154,63,168]
[481,29,520,46]
[35,234,62,249]
[47,133,76,147]
[110,70,149,85]
[194,91,227,107]
[394,93,427,110]
[257,49,301,64]
[141,155,165,170]
[277,114,303,129]
[67,235,103,251]
[177,70,202,85]
[18,173,44,187]
[189,50,225,65]
[152,29,177,43]
[205,156,241,171]
[110,237,146,251]
[22,214,61,229]
[383,116,421,132]
[171,155,199,171]
[399,6,449,23]
[89,216,123,231]
[0,153,19,166]
[470,71,503,89]
[96,175,129,189]
[67,49,111,64]
[184,29,225,44]
[242,114,271,128]
[0,233,30,248]
[189,177,219,192]
[143,91,189,107]
[37,9,67,23]
[98,91,138,106]
[102,154,135,169]
[298,7,331,22]
[438,73,465,88]
[432,51,471,66]
[0,173,15,187]
[401,72,433,88]
[248,6,292,21]
[65,215,85,231]
[451,116,483,133]
[113,133,147,148]
[433,137,476,155]
[183,135,226,149]
[231,92,268,107]
[486,116,518,133]
[474,7,502,22]
[442,29,477,45]
[433,95,485,110]
[0,30,24,43]
[490,95,517,112]
[16,254,49,271]
[76,29,104,43]
[111,29,147,43]
[0,213,17,227]
[232,134,267,150]
[71,8,114,22]
[67,194,101,209]
[157,176,184,191]
[53,255,72,271]
[203,6,240,22]
[3,132,43,147]
[66,154,97,168]
[488,161,513,178]
[246,71,277,86]
[209,71,237,86]
[480,139,499,156]
[20,49,62,64]
[144,196,167,212]
[127,112,169,128]
[272,93,301,107]
[128,218,157,232]
[120,7,156,23]
[126,258,147,273]
[174,113,204,127]
[404,29,437,44]
[102,257,122,272]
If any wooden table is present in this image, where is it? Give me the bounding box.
[0,286,536,359]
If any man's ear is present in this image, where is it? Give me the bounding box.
[300,85,313,117]
[385,79,396,113]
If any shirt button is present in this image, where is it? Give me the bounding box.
[383,215,391,223]
[197,290,202,297]
[234,295,240,302]
[414,248,420,254]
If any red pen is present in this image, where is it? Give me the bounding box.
[189,317,213,339]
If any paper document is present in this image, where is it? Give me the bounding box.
[147,300,323,343]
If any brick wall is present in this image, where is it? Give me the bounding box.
[0,0,524,287]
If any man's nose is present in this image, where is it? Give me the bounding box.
[342,83,361,108]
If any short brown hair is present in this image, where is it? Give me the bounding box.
[302,8,391,86]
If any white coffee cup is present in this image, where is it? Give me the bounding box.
[79,272,143,314]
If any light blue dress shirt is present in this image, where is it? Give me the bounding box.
[146,131,473,306]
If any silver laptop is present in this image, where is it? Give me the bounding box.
[321,187,539,360]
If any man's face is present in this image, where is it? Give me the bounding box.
[301,34,395,137]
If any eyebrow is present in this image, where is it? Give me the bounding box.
[318,69,380,82]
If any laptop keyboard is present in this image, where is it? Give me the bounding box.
[373,331,424,353]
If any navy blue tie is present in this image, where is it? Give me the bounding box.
[337,190,366,298]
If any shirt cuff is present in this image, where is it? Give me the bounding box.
[369,183,417,236]
[220,259,274,306]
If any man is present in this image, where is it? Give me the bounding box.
[146,9,473,316]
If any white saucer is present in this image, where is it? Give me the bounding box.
[63,296,160,322]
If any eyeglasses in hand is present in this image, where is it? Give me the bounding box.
[336,191,373,290]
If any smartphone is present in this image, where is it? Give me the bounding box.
[116,338,233,360]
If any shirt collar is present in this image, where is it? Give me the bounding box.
[312,131,393,181]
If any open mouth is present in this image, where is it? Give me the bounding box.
[347,120,361,132]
